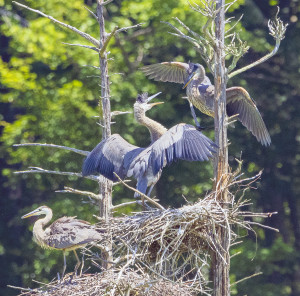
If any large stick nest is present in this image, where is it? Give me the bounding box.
[93,171,277,293]
[17,270,195,296]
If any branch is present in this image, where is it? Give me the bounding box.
[84,6,98,21]
[13,1,100,48]
[56,186,101,200]
[230,272,263,286]
[13,143,89,156]
[115,23,145,34]
[113,173,165,210]
[99,26,119,58]
[228,8,287,79]
[61,42,99,52]
[14,166,99,181]
[112,201,138,210]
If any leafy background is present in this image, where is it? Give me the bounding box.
[0,0,299,295]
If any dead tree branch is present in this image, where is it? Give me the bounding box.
[12,1,100,48]
[13,143,89,156]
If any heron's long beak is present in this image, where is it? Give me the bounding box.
[183,72,196,89]
[147,92,162,102]
[148,102,164,108]
[21,209,40,219]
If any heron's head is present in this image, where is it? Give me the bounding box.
[22,205,51,219]
[134,92,164,116]
[183,63,205,89]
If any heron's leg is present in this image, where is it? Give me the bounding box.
[189,101,201,129]
[62,250,67,280]
[73,250,81,277]
[146,184,155,197]
[80,253,85,277]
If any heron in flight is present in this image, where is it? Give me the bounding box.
[141,62,271,146]
[82,92,217,198]
[22,205,103,278]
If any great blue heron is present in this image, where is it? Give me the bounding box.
[22,205,103,278]
[141,62,271,146]
[82,92,217,198]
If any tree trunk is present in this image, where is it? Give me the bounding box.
[97,0,113,269]
[212,0,230,295]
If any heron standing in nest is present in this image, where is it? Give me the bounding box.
[141,62,271,146]
[82,92,217,198]
[22,205,103,278]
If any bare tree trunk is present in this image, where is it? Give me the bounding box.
[97,0,113,269]
[212,0,230,295]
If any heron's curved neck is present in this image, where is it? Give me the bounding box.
[134,109,167,143]
[33,210,53,247]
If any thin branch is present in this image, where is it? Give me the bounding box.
[228,8,287,79]
[230,272,263,286]
[84,6,98,20]
[112,201,138,210]
[102,0,114,5]
[14,166,99,181]
[99,26,119,58]
[13,143,89,156]
[61,42,99,52]
[13,1,100,48]
[115,23,145,34]
[56,186,101,200]
[113,173,165,210]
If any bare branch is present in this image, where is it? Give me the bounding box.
[13,143,89,156]
[112,201,138,210]
[14,166,99,181]
[61,42,99,52]
[230,272,263,286]
[228,8,287,79]
[102,0,114,5]
[84,6,98,20]
[99,26,119,58]
[115,23,145,34]
[12,1,100,48]
[56,186,101,200]
[113,173,165,210]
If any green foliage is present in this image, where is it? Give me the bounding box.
[0,0,299,295]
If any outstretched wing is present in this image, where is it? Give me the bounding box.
[226,87,271,146]
[149,124,217,175]
[127,124,217,179]
[140,62,190,83]
[82,134,140,181]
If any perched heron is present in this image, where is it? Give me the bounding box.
[82,92,217,197]
[141,62,271,146]
[22,205,103,277]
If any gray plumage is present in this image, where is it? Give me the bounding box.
[22,205,102,277]
[141,62,271,146]
[82,92,217,197]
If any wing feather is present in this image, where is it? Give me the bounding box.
[82,134,140,181]
[149,124,217,176]
[140,62,189,84]
[226,87,271,146]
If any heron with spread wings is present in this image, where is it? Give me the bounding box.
[141,62,271,146]
[82,92,217,198]
[22,205,103,278]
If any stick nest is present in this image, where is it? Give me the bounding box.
[17,270,195,296]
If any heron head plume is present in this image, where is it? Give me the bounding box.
[183,63,205,89]
[22,205,51,219]
[134,92,164,115]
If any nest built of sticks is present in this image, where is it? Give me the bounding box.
[15,171,277,296]
[15,270,195,296]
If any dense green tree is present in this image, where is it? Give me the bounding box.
[0,0,299,295]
